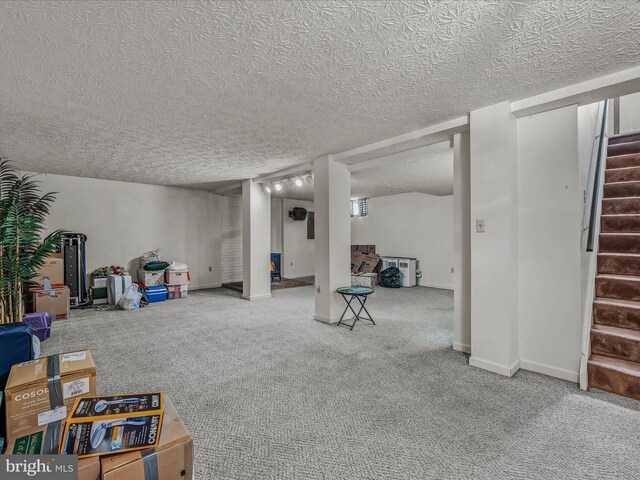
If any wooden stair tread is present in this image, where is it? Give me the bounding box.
[594,297,640,309]
[591,323,640,341]
[606,166,640,172]
[596,274,640,281]
[588,354,640,377]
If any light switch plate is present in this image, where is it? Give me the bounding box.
[476,219,485,233]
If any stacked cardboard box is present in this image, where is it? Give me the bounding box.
[100,396,193,480]
[28,253,70,319]
[138,269,165,287]
[351,251,381,276]
[4,350,193,480]
[4,350,97,455]
[32,253,65,286]
[165,270,189,300]
[351,272,378,288]
[351,245,376,255]
[61,393,165,458]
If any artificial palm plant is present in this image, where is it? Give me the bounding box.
[0,159,64,324]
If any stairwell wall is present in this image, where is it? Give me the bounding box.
[619,92,640,134]
[517,105,583,382]
[578,103,603,314]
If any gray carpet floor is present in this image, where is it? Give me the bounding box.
[43,287,640,479]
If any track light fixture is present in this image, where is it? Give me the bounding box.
[267,171,313,192]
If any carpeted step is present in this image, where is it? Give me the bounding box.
[591,324,640,363]
[604,181,640,199]
[596,274,640,301]
[598,253,640,275]
[599,233,640,253]
[594,298,640,331]
[602,197,640,215]
[608,141,640,157]
[588,354,640,400]
[601,214,640,233]
[606,166,640,183]
[609,132,640,145]
[607,154,640,170]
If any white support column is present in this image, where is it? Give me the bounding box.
[313,155,351,323]
[453,132,471,354]
[469,102,520,376]
[242,179,271,301]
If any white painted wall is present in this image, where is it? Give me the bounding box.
[314,155,351,323]
[453,132,471,354]
[469,101,520,377]
[619,92,640,134]
[242,179,271,300]
[282,199,315,279]
[36,172,222,289]
[221,195,243,284]
[577,102,602,312]
[517,105,582,383]
[350,192,454,289]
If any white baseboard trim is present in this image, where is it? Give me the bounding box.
[241,293,272,301]
[419,283,454,290]
[519,359,579,384]
[453,342,471,354]
[189,283,222,291]
[469,356,520,377]
[314,315,340,324]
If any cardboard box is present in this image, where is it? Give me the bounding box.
[351,252,381,274]
[164,271,188,285]
[166,284,188,300]
[5,351,97,444]
[5,433,100,480]
[351,273,378,288]
[33,253,64,286]
[350,252,366,273]
[100,396,193,480]
[359,254,381,273]
[60,393,164,458]
[351,245,376,255]
[30,286,70,320]
[79,457,101,480]
[138,269,165,287]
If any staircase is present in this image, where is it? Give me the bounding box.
[588,132,640,400]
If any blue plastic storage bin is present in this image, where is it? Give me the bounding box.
[145,285,167,303]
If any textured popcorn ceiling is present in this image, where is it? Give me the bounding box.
[272,145,454,201]
[1,1,640,193]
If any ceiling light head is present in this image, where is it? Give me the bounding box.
[274,182,282,191]
[295,177,303,187]
[286,178,294,188]
[264,185,272,193]
[306,173,313,185]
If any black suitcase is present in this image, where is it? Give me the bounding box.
[0,322,35,443]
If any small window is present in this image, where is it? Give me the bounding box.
[350,198,368,217]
